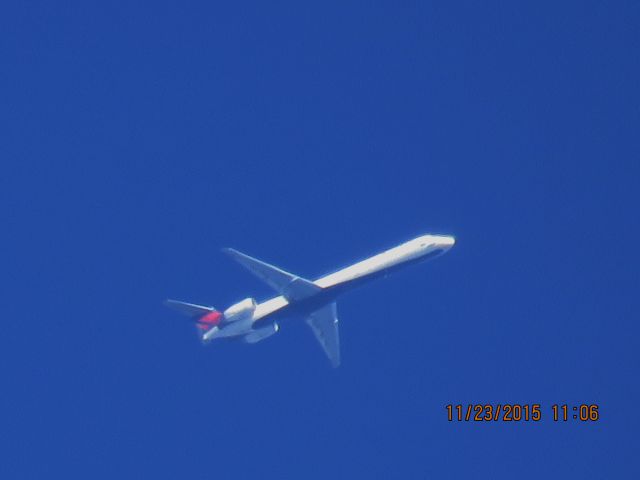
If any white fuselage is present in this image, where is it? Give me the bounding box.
[250,234,455,325]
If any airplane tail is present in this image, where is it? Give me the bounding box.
[164,299,223,340]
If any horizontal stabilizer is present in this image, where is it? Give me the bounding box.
[165,299,222,341]
[223,248,321,301]
[164,299,215,317]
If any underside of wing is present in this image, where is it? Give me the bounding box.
[306,302,340,368]
[223,248,321,302]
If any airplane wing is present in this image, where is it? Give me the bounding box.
[223,248,321,302]
[306,302,340,368]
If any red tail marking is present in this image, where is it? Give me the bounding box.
[197,311,222,329]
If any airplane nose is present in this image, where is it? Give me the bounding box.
[437,235,456,250]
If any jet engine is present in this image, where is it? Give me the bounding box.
[243,322,279,344]
[223,297,257,323]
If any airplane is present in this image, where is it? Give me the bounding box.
[165,234,455,367]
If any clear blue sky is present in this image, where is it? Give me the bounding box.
[1,1,638,478]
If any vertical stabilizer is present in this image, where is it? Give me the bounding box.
[164,299,222,339]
